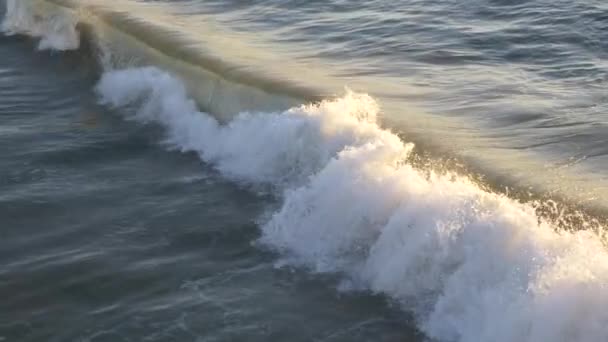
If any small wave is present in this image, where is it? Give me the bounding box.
[3,0,322,121]
[96,67,608,342]
[2,0,79,51]
[96,67,391,188]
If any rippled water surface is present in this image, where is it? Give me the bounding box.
[191,0,608,205]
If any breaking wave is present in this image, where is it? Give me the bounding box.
[5,1,608,341]
[1,0,321,121]
[96,67,608,342]
[2,0,79,50]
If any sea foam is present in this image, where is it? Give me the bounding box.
[2,0,79,51]
[96,67,608,342]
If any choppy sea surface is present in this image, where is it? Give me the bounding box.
[1,1,608,341]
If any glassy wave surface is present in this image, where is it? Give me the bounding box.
[1,1,608,341]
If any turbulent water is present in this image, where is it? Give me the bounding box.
[2,0,608,341]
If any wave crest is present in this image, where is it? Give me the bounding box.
[3,0,321,121]
[2,0,79,50]
[96,67,608,342]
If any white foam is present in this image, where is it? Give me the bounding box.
[2,0,79,51]
[96,67,397,188]
[97,67,608,342]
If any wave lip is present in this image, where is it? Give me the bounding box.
[97,66,608,342]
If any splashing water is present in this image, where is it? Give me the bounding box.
[96,67,608,342]
[2,0,79,51]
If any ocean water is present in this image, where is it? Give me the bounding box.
[1,1,608,341]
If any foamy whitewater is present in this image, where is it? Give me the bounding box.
[96,67,608,342]
[1,1,79,50]
[5,0,608,341]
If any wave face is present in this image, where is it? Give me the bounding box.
[6,0,608,213]
[96,67,608,342]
